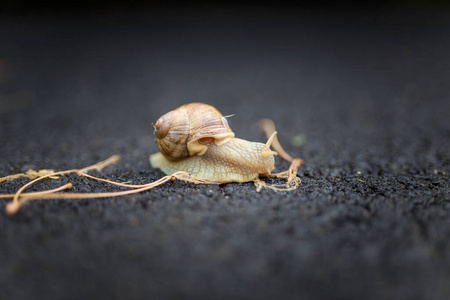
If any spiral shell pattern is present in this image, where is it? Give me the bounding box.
[153,103,235,161]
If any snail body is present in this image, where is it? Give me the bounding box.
[150,137,275,182]
[150,103,277,182]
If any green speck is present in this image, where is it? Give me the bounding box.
[290,135,305,147]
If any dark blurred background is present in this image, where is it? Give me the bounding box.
[1,0,450,12]
[1,0,449,161]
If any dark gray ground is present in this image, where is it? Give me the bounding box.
[1,7,450,300]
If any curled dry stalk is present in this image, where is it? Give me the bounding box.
[259,118,304,183]
[1,119,303,216]
[1,156,215,216]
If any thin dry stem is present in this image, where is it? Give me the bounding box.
[254,176,300,192]
[2,153,216,215]
[0,169,59,183]
[259,118,304,183]
[4,171,214,215]
[4,183,73,215]
[259,119,294,162]
[4,155,122,215]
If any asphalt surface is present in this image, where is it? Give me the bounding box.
[1,8,450,300]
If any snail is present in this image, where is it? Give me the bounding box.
[2,102,303,215]
[149,102,303,185]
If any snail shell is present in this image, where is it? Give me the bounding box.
[150,102,278,183]
[153,103,235,161]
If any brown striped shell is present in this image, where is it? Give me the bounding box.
[152,103,235,161]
